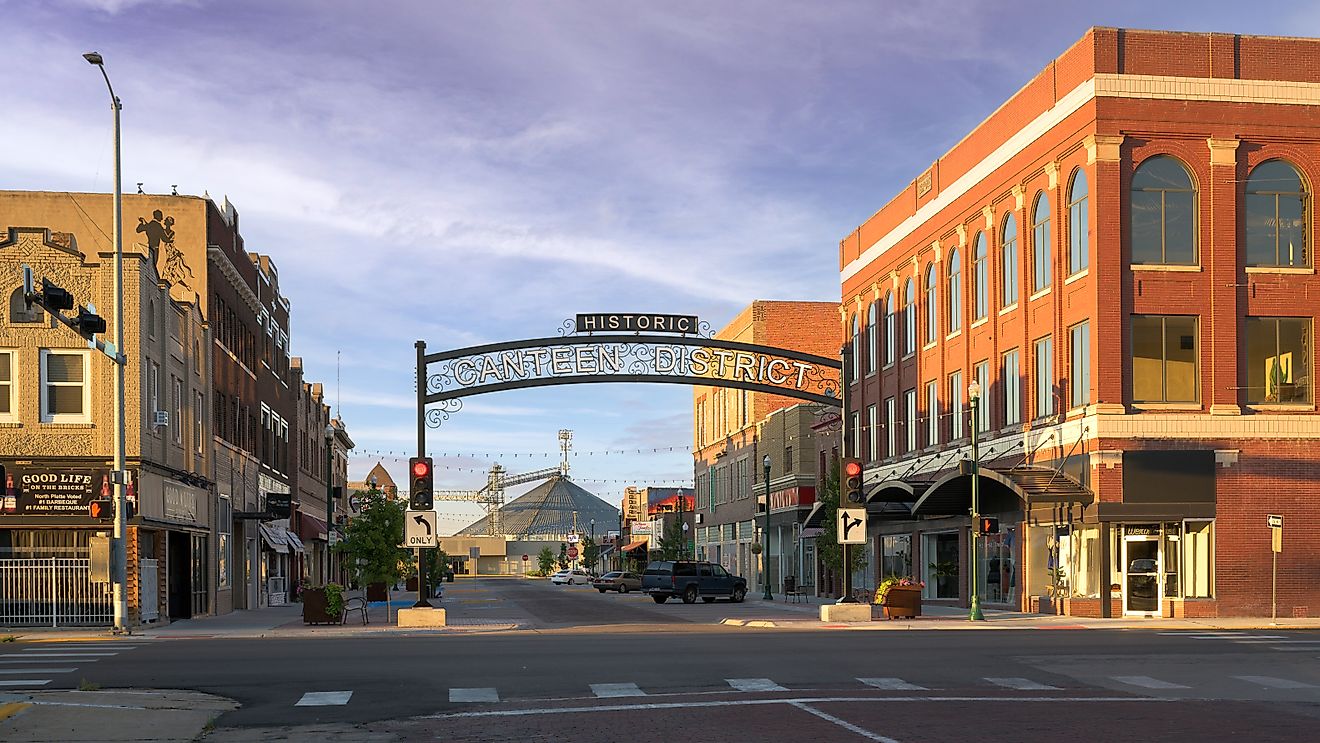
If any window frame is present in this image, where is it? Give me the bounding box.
[972,231,988,320]
[904,388,917,453]
[1130,155,1199,266]
[948,370,964,440]
[1068,170,1089,275]
[885,396,896,458]
[1245,159,1309,269]
[1069,321,1091,409]
[1032,190,1052,291]
[947,248,962,334]
[1245,316,1313,406]
[866,302,878,375]
[903,278,916,357]
[0,349,16,422]
[1002,348,1021,426]
[1034,336,1055,419]
[39,348,91,424]
[850,314,860,381]
[867,403,878,461]
[925,380,939,448]
[172,376,184,445]
[924,264,938,344]
[1001,213,1019,307]
[1131,315,1200,404]
[973,361,990,432]
[883,292,896,367]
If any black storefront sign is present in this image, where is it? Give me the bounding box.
[0,465,111,515]
[266,493,291,519]
[575,313,700,334]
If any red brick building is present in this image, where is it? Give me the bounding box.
[840,28,1320,618]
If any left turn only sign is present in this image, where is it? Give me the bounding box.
[405,510,438,548]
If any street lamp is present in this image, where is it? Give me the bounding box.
[589,518,595,575]
[324,424,335,586]
[762,454,773,601]
[967,379,985,621]
[84,51,127,633]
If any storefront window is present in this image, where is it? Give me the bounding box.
[1065,525,1101,598]
[980,527,1017,605]
[880,534,911,578]
[1245,317,1311,405]
[1182,520,1214,598]
[923,531,960,599]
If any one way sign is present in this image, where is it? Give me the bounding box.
[837,508,867,545]
[404,510,437,548]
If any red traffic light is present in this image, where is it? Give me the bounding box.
[844,460,863,478]
[411,459,431,478]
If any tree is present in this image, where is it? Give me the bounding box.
[335,488,410,591]
[581,540,600,573]
[657,517,687,560]
[536,546,556,575]
[816,457,865,583]
[557,543,569,570]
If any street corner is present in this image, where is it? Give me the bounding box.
[0,688,237,743]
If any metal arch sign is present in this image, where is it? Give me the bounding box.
[417,330,840,427]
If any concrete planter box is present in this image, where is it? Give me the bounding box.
[820,603,872,622]
[397,607,447,627]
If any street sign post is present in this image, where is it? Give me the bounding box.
[836,508,866,545]
[404,510,437,548]
[1268,514,1283,624]
[522,554,529,562]
[567,546,579,559]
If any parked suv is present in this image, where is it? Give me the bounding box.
[642,560,747,604]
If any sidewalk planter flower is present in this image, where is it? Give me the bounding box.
[874,576,924,620]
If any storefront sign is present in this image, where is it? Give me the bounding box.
[267,493,291,519]
[1,465,109,515]
[630,522,652,536]
[769,486,816,512]
[163,482,199,524]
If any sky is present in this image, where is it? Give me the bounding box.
[3,0,1317,533]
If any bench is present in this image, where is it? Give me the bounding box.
[341,596,369,625]
[783,576,808,604]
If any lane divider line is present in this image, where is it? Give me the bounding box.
[788,700,901,743]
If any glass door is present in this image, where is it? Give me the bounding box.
[1123,535,1161,616]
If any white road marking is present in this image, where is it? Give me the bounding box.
[0,659,98,664]
[449,687,500,703]
[1111,676,1190,690]
[1,653,117,658]
[859,677,927,691]
[590,683,646,698]
[726,678,788,692]
[23,645,138,650]
[0,668,77,674]
[984,677,1059,691]
[0,680,51,687]
[1236,640,1320,644]
[427,695,1171,719]
[788,701,900,743]
[294,691,353,706]
[1235,675,1316,689]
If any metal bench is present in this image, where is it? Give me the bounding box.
[783,576,807,604]
[341,596,369,625]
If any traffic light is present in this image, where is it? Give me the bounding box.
[409,456,433,510]
[39,278,74,311]
[842,457,863,503]
[75,306,107,338]
[978,516,1000,535]
[89,499,113,520]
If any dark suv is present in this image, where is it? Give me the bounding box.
[642,560,747,604]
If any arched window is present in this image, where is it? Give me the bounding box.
[1131,155,1197,265]
[972,231,988,320]
[1032,191,1051,291]
[924,264,938,345]
[903,278,916,355]
[1001,213,1019,306]
[9,286,45,324]
[1068,170,1089,274]
[850,313,860,380]
[883,292,895,366]
[866,301,877,374]
[947,248,962,334]
[1246,160,1308,268]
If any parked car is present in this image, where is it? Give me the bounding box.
[592,571,642,593]
[550,568,593,585]
[641,560,747,604]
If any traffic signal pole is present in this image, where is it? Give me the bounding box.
[414,340,432,608]
[839,343,853,604]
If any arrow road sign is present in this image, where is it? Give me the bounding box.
[404,510,437,548]
[837,507,867,545]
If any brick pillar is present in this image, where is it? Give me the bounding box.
[1087,134,1126,414]
[126,526,140,624]
[1207,138,1242,415]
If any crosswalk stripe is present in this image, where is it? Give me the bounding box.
[0,659,98,664]
[1,653,117,658]
[1111,676,1190,690]
[294,691,353,706]
[726,678,787,692]
[0,668,77,675]
[24,645,138,650]
[591,683,646,698]
[449,687,500,703]
[1235,675,1316,689]
[0,680,51,687]
[984,677,1059,691]
[858,677,927,691]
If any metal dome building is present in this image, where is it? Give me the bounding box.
[456,475,619,540]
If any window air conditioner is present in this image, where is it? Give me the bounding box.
[153,410,169,427]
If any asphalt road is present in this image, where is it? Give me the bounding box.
[6,579,1320,741]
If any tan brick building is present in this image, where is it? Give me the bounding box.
[840,28,1320,618]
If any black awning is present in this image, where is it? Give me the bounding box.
[909,469,1028,517]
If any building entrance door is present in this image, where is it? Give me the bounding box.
[1123,534,1161,616]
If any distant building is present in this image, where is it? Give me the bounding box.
[349,462,398,500]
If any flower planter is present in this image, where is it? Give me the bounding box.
[880,586,922,619]
[301,588,339,625]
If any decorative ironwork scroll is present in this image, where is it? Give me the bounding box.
[418,334,840,428]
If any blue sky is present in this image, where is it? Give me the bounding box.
[3,0,1317,532]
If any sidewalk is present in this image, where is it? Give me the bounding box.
[0,689,235,742]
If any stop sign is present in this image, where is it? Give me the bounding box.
[567,546,579,559]
[522,554,529,562]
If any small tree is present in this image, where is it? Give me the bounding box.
[335,488,410,592]
[657,518,687,560]
[536,546,556,575]
[581,540,601,573]
[816,457,865,586]
[557,543,570,570]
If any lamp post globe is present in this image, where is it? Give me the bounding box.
[762,454,773,601]
[967,381,985,621]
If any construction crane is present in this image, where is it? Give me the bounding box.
[433,429,574,537]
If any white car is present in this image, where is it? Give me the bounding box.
[550,569,592,585]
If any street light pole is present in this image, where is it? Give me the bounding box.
[589,518,595,574]
[324,424,335,586]
[84,51,127,633]
[762,454,773,601]
[968,380,985,621]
